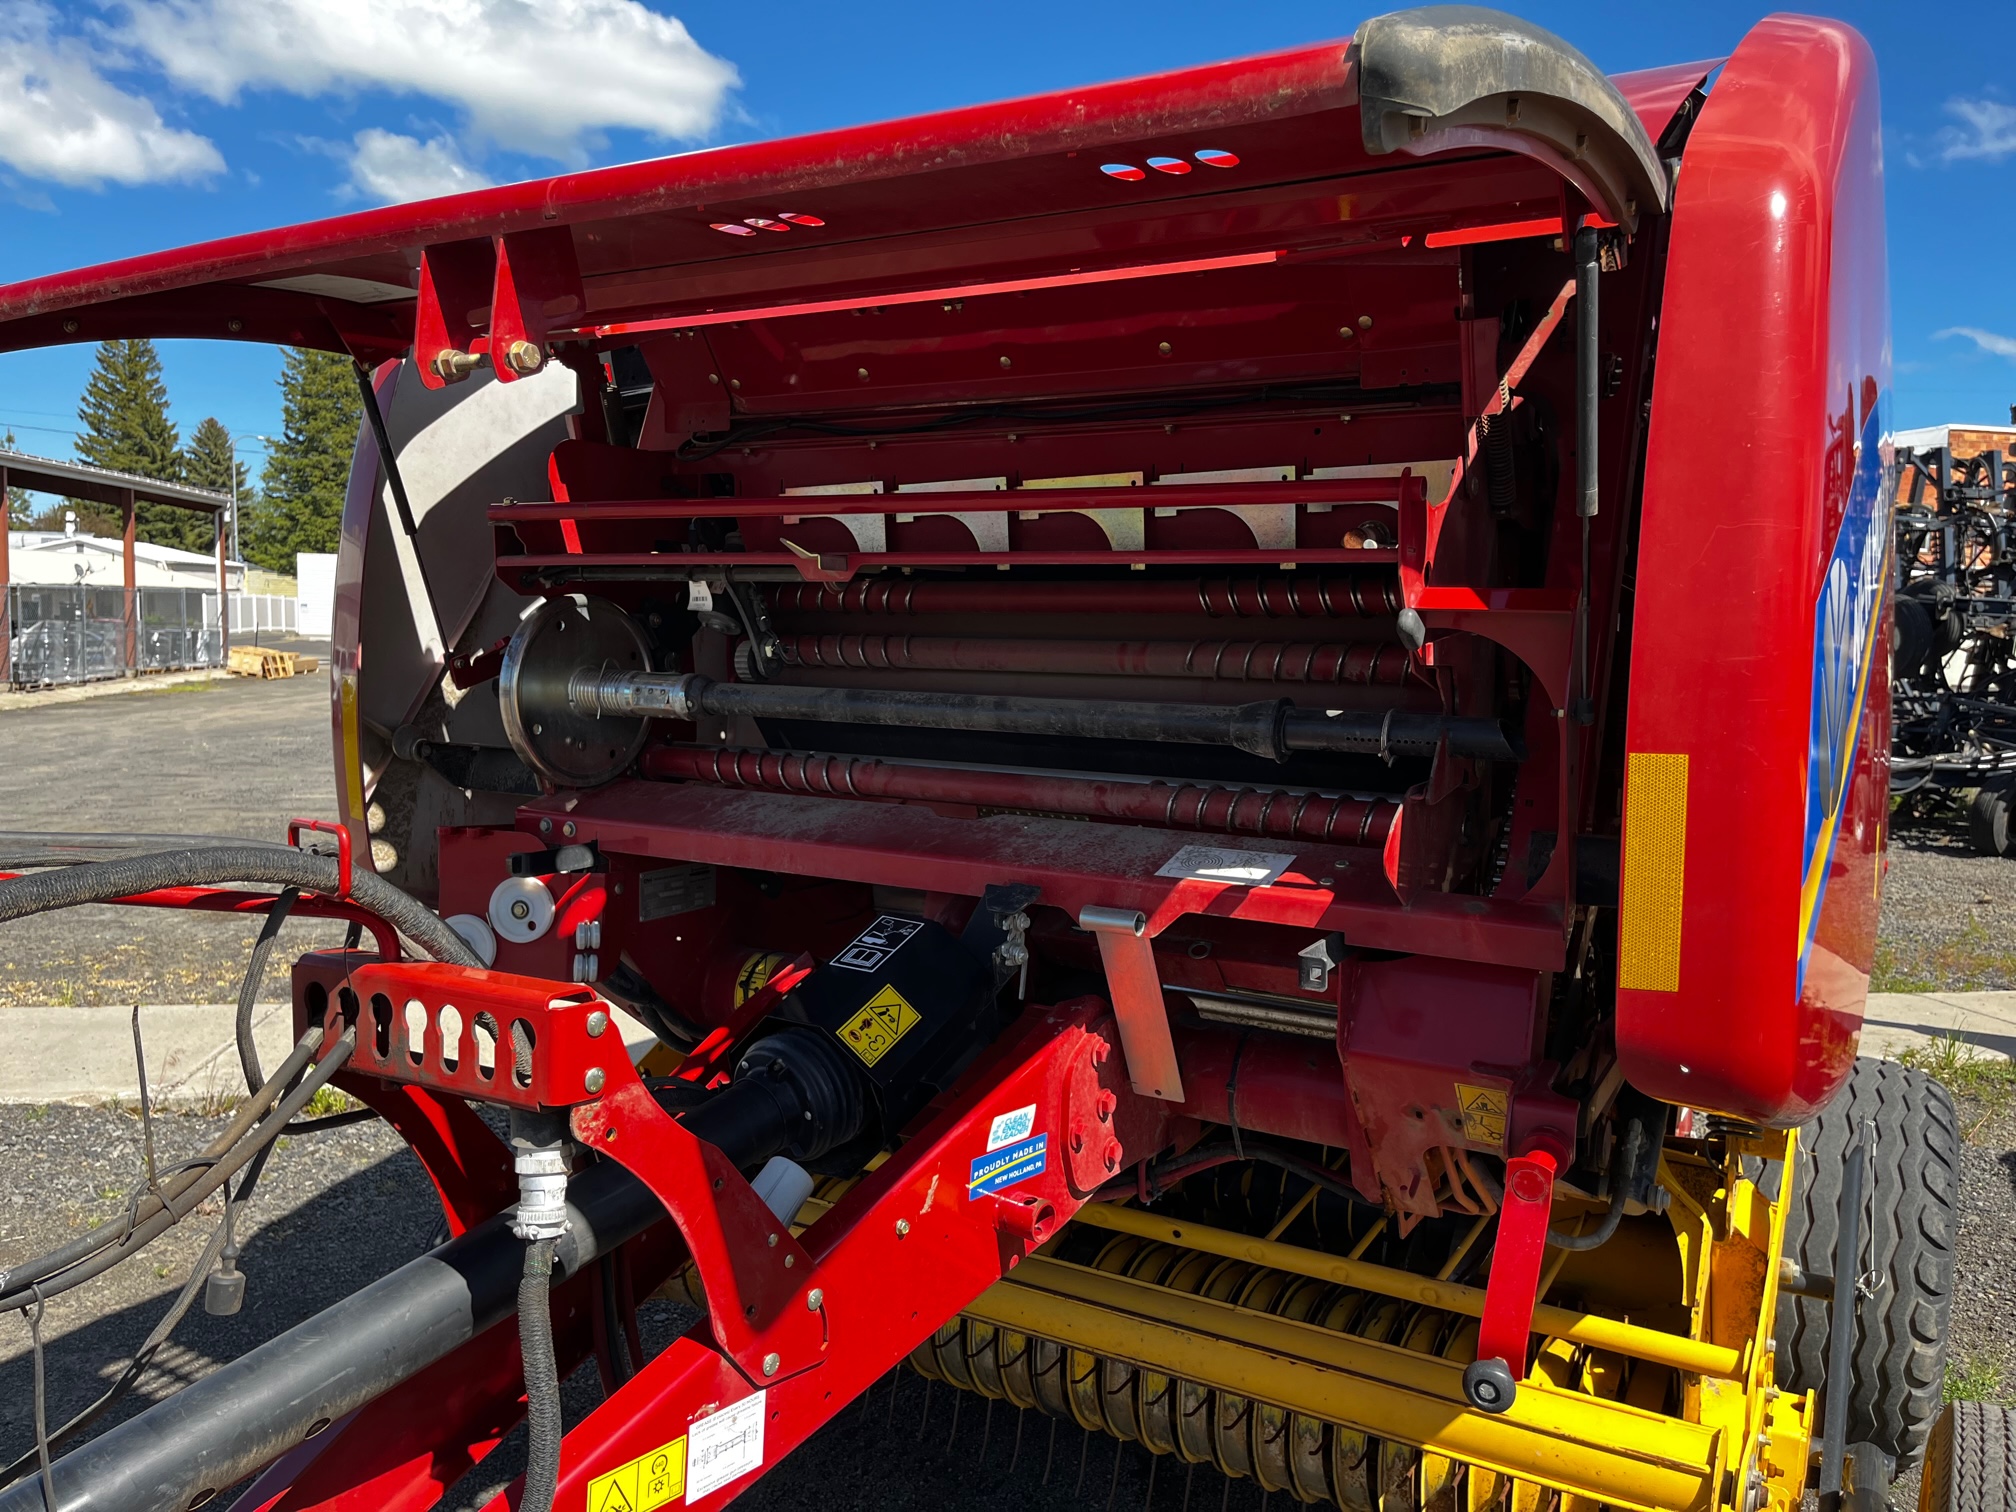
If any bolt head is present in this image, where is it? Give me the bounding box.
[539,818,552,834]
[1096,1090,1117,1122]
[562,821,577,838]
[504,339,544,374]
[1102,1140,1121,1173]
[584,1066,606,1094]
[895,1218,911,1237]
[585,1010,609,1038]
[807,1287,824,1310]
[762,1352,780,1377]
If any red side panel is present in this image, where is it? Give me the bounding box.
[1617,16,1890,1123]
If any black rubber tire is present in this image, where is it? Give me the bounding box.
[1776,1057,1959,1470]
[1970,782,2014,858]
[1920,1401,2016,1511]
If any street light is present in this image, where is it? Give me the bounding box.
[226,433,279,568]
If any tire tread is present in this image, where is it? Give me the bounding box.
[1777,1058,1959,1470]
[1920,1400,2016,1511]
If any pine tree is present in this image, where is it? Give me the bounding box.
[182,417,248,558]
[73,339,201,549]
[245,350,360,574]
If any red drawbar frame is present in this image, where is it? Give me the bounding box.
[254,965,1171,1512]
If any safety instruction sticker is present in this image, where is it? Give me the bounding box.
[969,1134,1048,1197]
[1155,844,1296,888]
[838,983,921,1068]
[687,1390,765,1501]
[831,915,923,972]
[986,1103,1037,1151]
[1455,1083,1509,1149]
[585,1434,686,1512]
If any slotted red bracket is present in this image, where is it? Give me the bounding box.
[293,953,608,1110]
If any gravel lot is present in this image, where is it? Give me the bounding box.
[0,673,352,1008]
[1877,800,2016,991]
[0,680,2010,1511]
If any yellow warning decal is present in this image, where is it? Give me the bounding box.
[838,983,921,1068]
[1618,751,1689,992]
[585,1434,686,1512]
[1454,1083,1508,1149]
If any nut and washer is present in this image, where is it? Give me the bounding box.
[761,1352,780,1378]
[583,1066,607,1094]
[585,1010,609,1038]
[806,1288,824,1311]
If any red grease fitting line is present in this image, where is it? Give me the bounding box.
[1422,216,1562,249]
[768,573,1402,619]
[579,250,1285,338]
[640,746,1399,849]
[779,632,1416,685]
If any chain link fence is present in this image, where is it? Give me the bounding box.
[5,584,224,687]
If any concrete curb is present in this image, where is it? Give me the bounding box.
[0,994,2001,1107]
[1862,990,2016,1063]
[0,667,234,712]
[0,1000,660,1105]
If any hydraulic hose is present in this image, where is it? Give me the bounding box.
[519,1239,562,1512]
[0,1157,661,1512]
[0,846,481,968]
[236,886,300,1092]
[0,1029,322,1300]
[0,1030,355,1314]
[1547,1121,1648,1251]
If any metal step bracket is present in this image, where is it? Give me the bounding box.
[1078,904,1184,1101]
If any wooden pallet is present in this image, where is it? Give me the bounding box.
[228,646,299,679]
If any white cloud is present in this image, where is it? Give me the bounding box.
[1938,98,2016,163]
[1936,327,2016,362]
[0,3,221,187]
[345,128,491,203]
[118,0,738,162]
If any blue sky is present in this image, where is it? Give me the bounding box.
[0,0,2010,478]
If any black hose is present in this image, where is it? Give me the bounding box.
[518,1238,562,1512]
[237,886,300,1093]
[0,1031,320,1298]
[0,832,291,869]
[0,1031,355,1314]
[0,847,480,968]
[1546,1121,1648,1252]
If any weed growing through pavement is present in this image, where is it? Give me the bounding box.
[24,1105,46,1122]
[300,1085,362,1118]
[53,978,78,1007]
[1875,914,2016,992]
[1898,1034,2016,1138]
[1944,1353,2008,1405]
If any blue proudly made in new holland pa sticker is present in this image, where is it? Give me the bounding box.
[968,1134,1047,1197]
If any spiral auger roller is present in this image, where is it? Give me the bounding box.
[906,1225,1676,1512]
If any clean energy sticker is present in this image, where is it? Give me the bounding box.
[585,1435,685,1511]
[838,983,921,1068]
[831,915,923,972]
[986,1104,1037,1151]
[969,1134,1048,1197]
[687,1390,765,1501]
